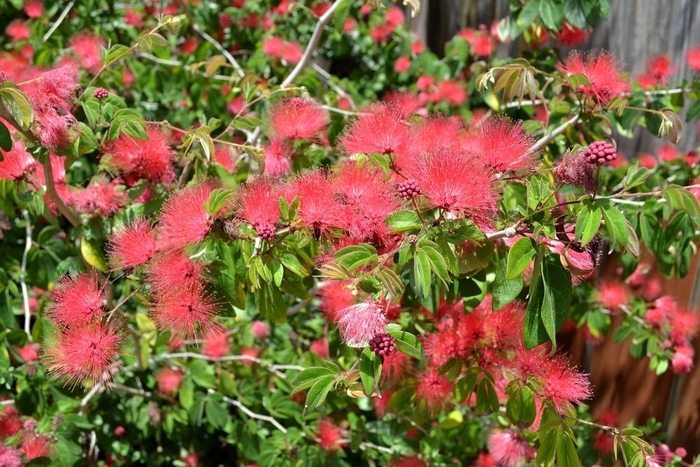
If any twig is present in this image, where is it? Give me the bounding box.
[218,391,288,433]
[527,114,579,155]
[486,224,519,241]
[320,104,357,116]
[43,157,81,227]
[79,383,104,415]
[111,383,152,398]
[311,63,356,108]
[42,0,75,42]
[154,352,304,379]
[0,400,15,406]
[135,51,233,81]
[20,210,32,341]
[192,23,245,78]
[357,441,393,454]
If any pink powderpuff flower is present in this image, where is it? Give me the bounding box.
[70,176,128,217]
[285,169,345,236]
[340,103,413,156]
[382,90,425,117]
[262,138,292,176]
[394,56,411,73]
[268,98,329,140]
[336,302,387,348]
[214,145,237,171]
[147,250,205,295]
[151,284,218,338]
[391,456,427,467]
[646,54,677,85]
[124,7,143,27]
[156,367,183,396]
[670,310,698,345]
[22,65,79,114]
[558,51,630,105]
[240,346,259,366]
[0,141,37,181]
[657,144,679,162]
[463,117,536,172]
[44,322,122,388]
[250,320,270,339]
[316,418,347,451]
[107,217,157,270]
[202,327,230,358]
[596,281,630,312]
[556,23,590,46]
[15,343,40,362]
[411,146,495,213]
[70,32,105,74]
[414,366,453,413]
[262,37,303,64]
[385,6,404,26]
[687,46,700,72]
[416,75,435,91]
[46,273,105,328]
[238,177,281,240]
[6,20,30,42]
[309,337,330,359]
[0,446,21,467]
[0,405,22,439]
[317,281,356,321]
[672,345,694,374]
[23,0,43,17]
[404,116,464,166]
[20,431,52,461]
[157,181,220,251]
[103,127,176,185]
[436,80,467,105]
[487,429,535,467]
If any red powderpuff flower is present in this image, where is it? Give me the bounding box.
[23,0,43,17]
[464,117,536,172]
[310,337,330,359]
[670,310,698,345]
[46,274,105,328]
[6,20,30,41]
[0,405,22,439]
[238,177,281,240]
[70,177,128,217]
[687,46,700,72]
[15,343,40,362]
[316,418,347,451]
[33,108,77,150]
[381,350,411,385]
[385,6,404,26]
[0,141,37,181]
[155,367,183,396]
[423,328,461,367]
[107,217,157,270]
[394,56,411,73]
[21,432,52,461]
[556,23,590,46]
[382,90,425,118]
[487,429,535,467]
[340,103,412,156]
[250,321,270,339]
[263,139,292,176]
[285,169,345,236]
[539,353,592,413]
[671,345,694,374]
[596,281,630,312]
[44,322,122,388]
[70,32,105,74]
[158,181,219,251]
[391,456,427,467]
[646,54,677,85]
[411,146,495,213]
[214,145,237,172]
[336,302,387,348]
[202,328,230,358]
[151,284,218,338]
[262,37,303,64]
[414,366,453,413]
[558,51,630,105]
[23,65,79,114]
[436,80,467,105]
[317,281,356,321]
[268,98,329,140]
[0,446,21,467]
[146,250,205,295]
[103,127,176,185]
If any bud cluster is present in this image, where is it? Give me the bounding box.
[397,179,421,199]
[257,224,276,242]
[93,87,109,99]
[369,332,396,358]
[585,141,617,165]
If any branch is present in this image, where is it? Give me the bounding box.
[0,400,15,406]
[42,0,75,42]
[78,382,104,415]
[192,23,245,79]
[20,210,32,341]
[135,51,233,81]
[527,114,579,155]
[218,391,288,434]
[486,224,519,241]
[43,156,81,227]
[154,352,304,379]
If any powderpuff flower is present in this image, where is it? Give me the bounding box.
[596,281,629,312]
[214,145,237,172]
[146,250,205,295]
[317,281,356,321]
[238,178,281,240]
[539,353,592,414]
[340,103,412,156]
[487,429,535,467]
[414,366,453,413]
[411,146,495,213]
[44,322,122,387]
[0,141,37,181]
[103,127,176,185]
[155,367,183,396]
[391,456,427,467]
[6,20,30,42]
[107,217,157,270]
[21,431,52,461]
[15,343,40,362]
[262,139,292,176]
[416,75,435,91]
[381,350,411,385]
[671,345,694,374]
[556,23,590,46]
[240,346,259,366]
[150,284,218,338]
[202,328,230,358]
[158,181,219,251]
[0,405,22,439]
[309,337,330,359]
[657,144,679,162]
[687,46,700,72]
[646,54,677,85]
[386,6,405,26]
[670,310,698,345]
[22,65,79,114]
[558,51,630,105]
[285,169,345,236]
[47,274,105,328]
[124,7,143,27]
[382,90,425,117]
[461,27,497,57]
[70,32,105,74]
[268,97,329,140]
[23,0,43,17]
[0,446,21,467]
[316,418,347,451]
[404,116,464,165]
[250,320,270,339]
[394,56,411,73]
[336,302,387,348]
[33,108,77,150]
[553,149,595,192]
[262,37,303,64]
[70,176,127,217]
[436,80,467,105]
[463,117,536,172]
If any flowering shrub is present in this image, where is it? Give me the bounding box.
[0,0,699,466]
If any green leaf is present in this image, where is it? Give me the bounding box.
[413,249,432,298]
[335,244,378,271]
[563,0,588,28]
[524,255,572,348]
[421,243,450,283]
[537,428,558,465]
[386,210,422,232]
[575,201,602,247]
[304,375,335,413]
[493,249,523,310]
[516,0,541,35]
[0,87,34,131]
[0,120,12,152]
[539,0,564,30]
[475,378,499,414]
[438,410,464,430]
[556,433,580,467]
[506,385,536,427]
[205,188,234,217]
[663,184,700,218]
[179,377,194,409]
[600,202,629,251]
[204,398,229,430]
[506,237,536,280]
[387,329,423,360]
[377,266,405,300]
[359,348,382,396]
[622,162,650,191]
[255,282,287,323]
[291,367,335,395]
[103,44,132,64]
